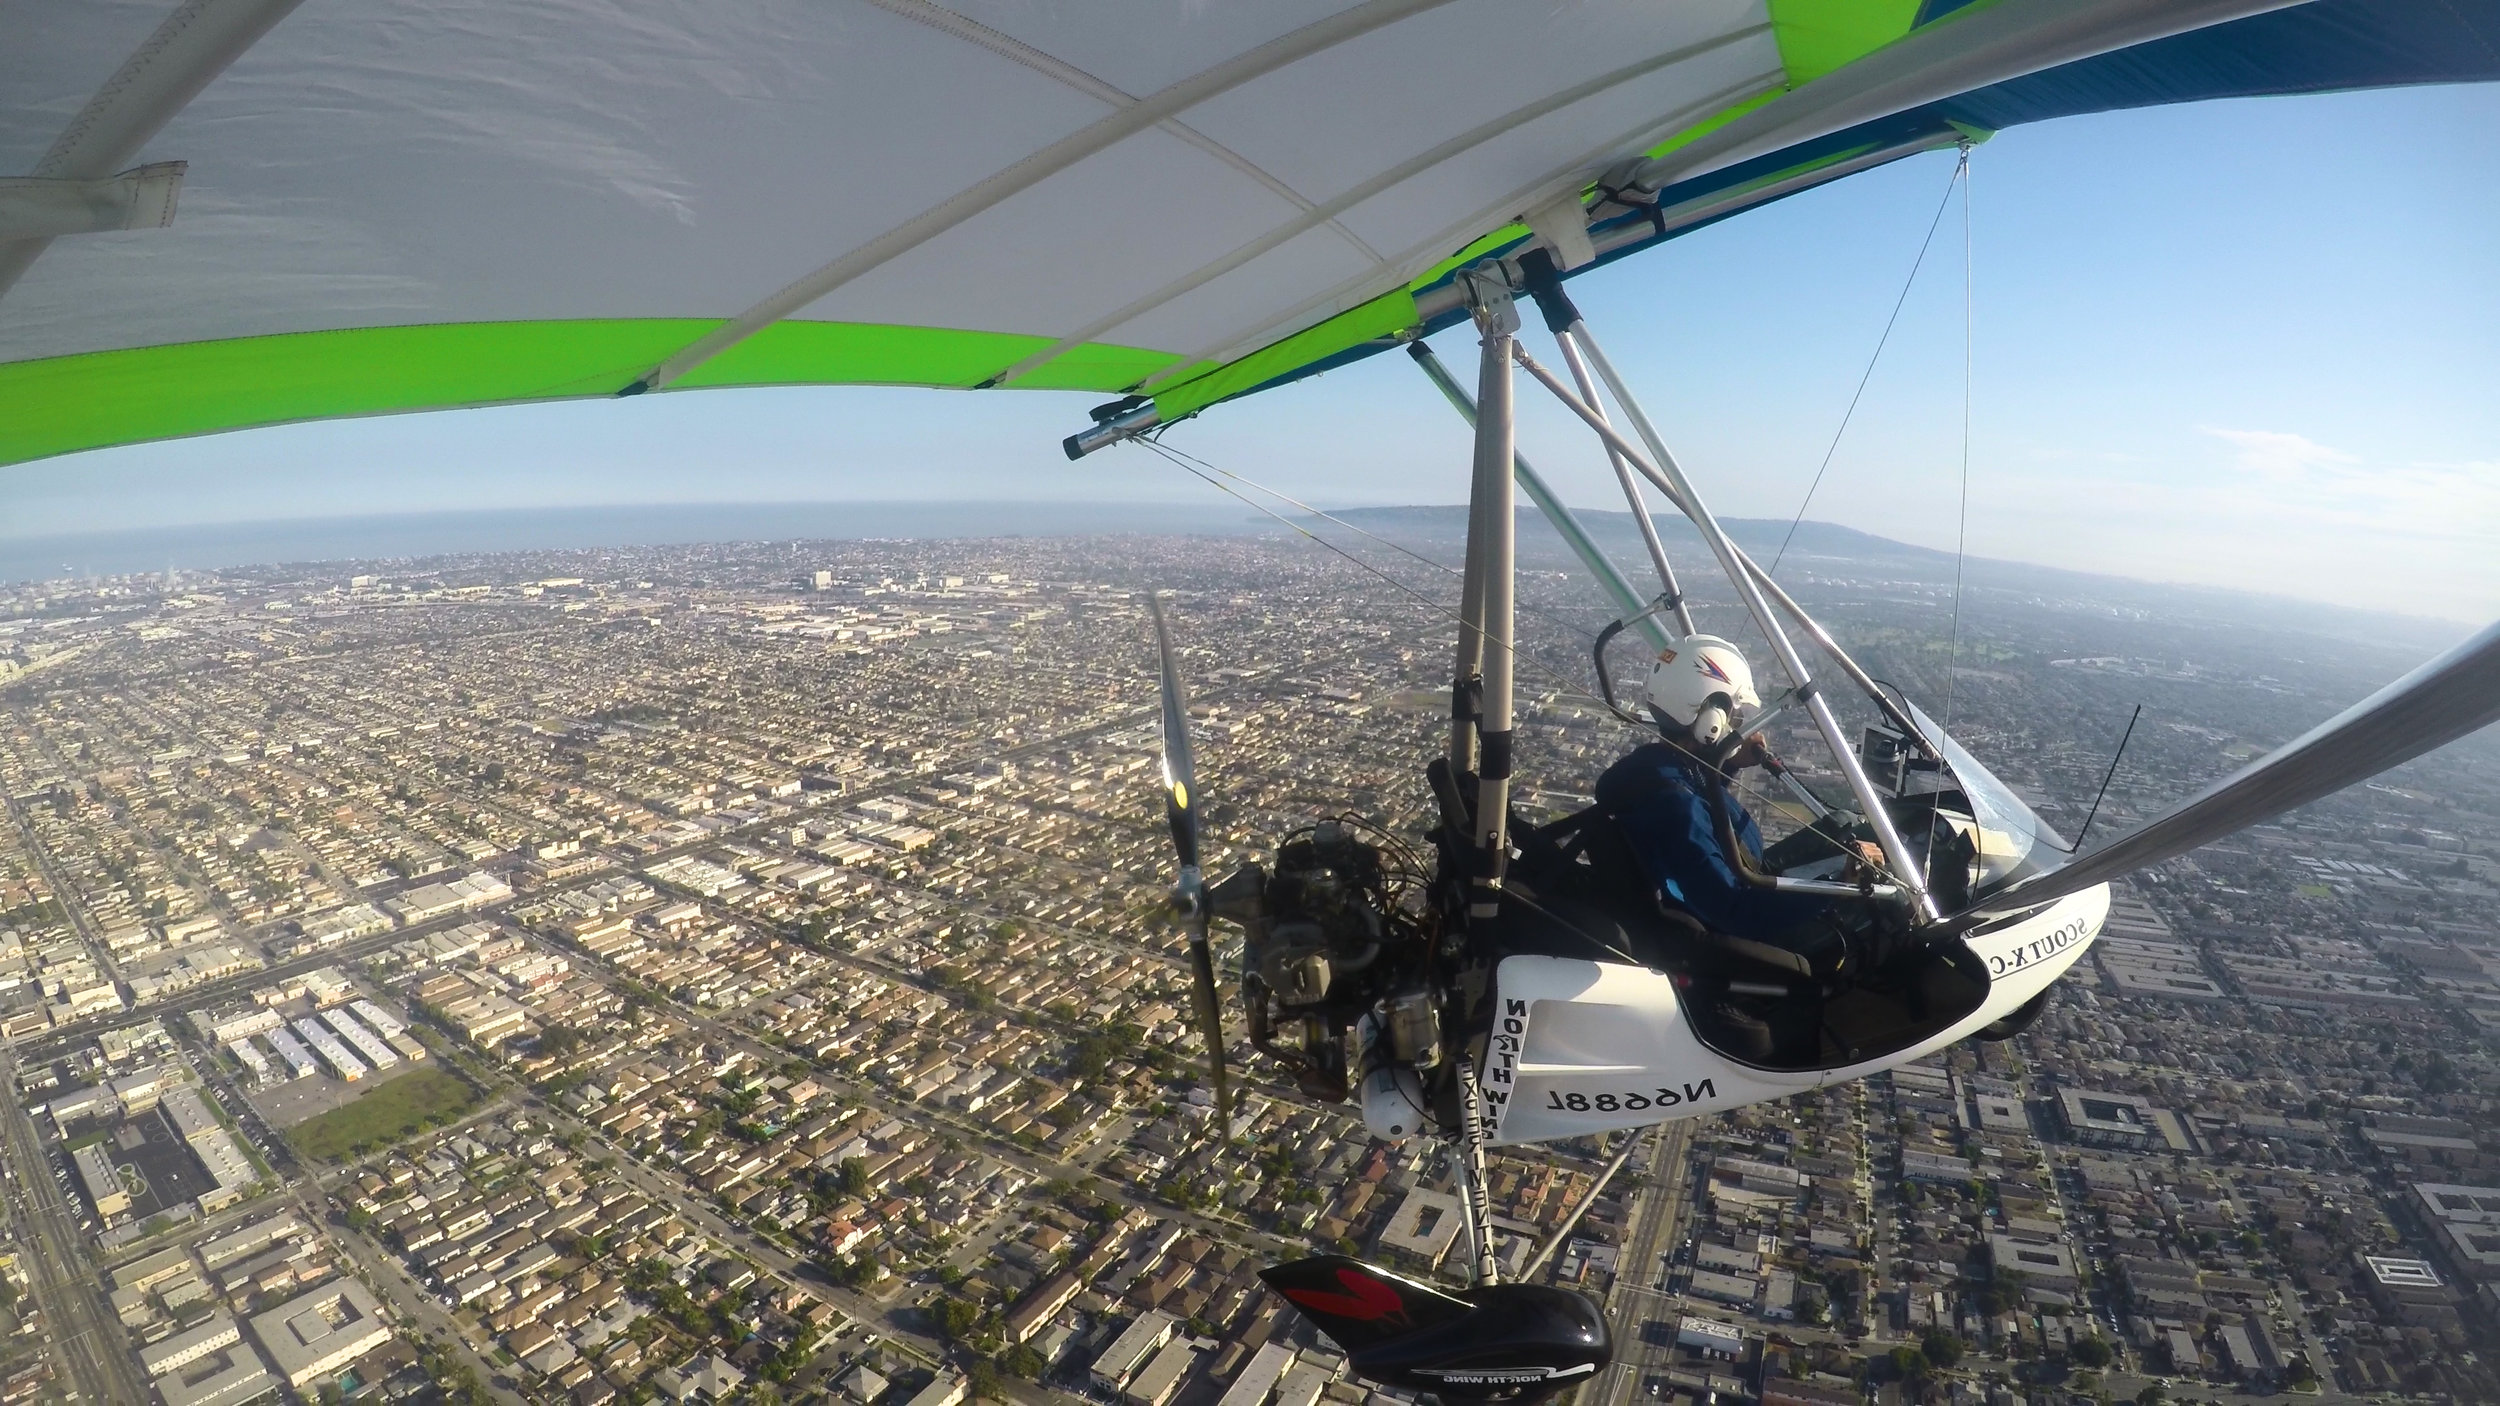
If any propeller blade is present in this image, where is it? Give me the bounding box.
[1188,915,1231,1131]
[1148,593,1228,1129]
[1958,618,2500,925]
[1150,592,1200,877]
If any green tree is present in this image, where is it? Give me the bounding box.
[1920,1330,1964,1370]
[1983,1269,2027,1315]
[932,1296,980,1341]
[1889,1346,1930,1381]
[2071,1335,2113,1369]
[2137,1386,2167,1406]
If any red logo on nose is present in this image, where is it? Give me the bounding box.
[1282,1269,1410,1324]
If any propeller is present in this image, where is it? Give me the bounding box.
[1150,592,1229,1131]
[1951,618,2500,929]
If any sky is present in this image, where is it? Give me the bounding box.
[8,81,2496,621]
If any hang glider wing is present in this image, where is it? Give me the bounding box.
[4,0,2496,469]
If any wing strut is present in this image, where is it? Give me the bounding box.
[1407,340,1672,652]
[1450,269,1519,913]
[0,0,309,304]
[1508,317,1942,921]
[1950,618,2500,926]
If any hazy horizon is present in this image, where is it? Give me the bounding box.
[4,498,2485,641]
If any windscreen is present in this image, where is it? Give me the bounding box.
[1902,702,2068,890]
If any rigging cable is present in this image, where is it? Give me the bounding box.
[1148,434,1494,594]
[1770,150,1968,576]
[1143,434,1605,644]
[1139,437,1590,667]
[1941,141,1975,733]
[2070,704,2143,850]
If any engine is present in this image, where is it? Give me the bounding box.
[1237,820,1438,1107]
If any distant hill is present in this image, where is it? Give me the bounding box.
[1312,504,2467,653]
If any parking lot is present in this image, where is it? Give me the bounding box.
[245,1057,425,1129]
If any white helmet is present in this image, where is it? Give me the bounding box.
[1644,634,1759,746]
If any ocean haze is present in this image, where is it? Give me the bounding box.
[0,501,1261,584]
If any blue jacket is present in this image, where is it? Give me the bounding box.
[1595,743,1827,938]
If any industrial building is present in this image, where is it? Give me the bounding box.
[320,1007,399,1071]
[289,1016,368,1080]
[264,1026,320,1080]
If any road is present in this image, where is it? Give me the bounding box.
[1592,1118,1695,1406]
[0,1047,148,1405]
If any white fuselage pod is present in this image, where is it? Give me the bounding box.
[1478,884,2108,1146]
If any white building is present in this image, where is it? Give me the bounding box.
[1093,1310,1175,1392]
[139,1313,242,1375]
[248,1279,391,1389]
[1125,1338,1204,1406]
[297,902,391,947]
[1216,1343,1296,1406]
[192,1005,282,1045]
[264,1027,319,1080]
[154,1350,273,1406]
[349,999,408,1040]
[1678,1316,1745,1357]
[320,1008,398,1070]
[289,1017,368,1080]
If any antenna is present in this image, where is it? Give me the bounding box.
[2072,704,2142,849]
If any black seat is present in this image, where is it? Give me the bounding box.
[1507,804,1991,1070]
[1507,805,1840,984]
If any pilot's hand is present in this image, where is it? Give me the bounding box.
[1726,732,1772,771]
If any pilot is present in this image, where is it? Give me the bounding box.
[1594,634,1862,963]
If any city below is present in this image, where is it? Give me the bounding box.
[0,519,2489,1406]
